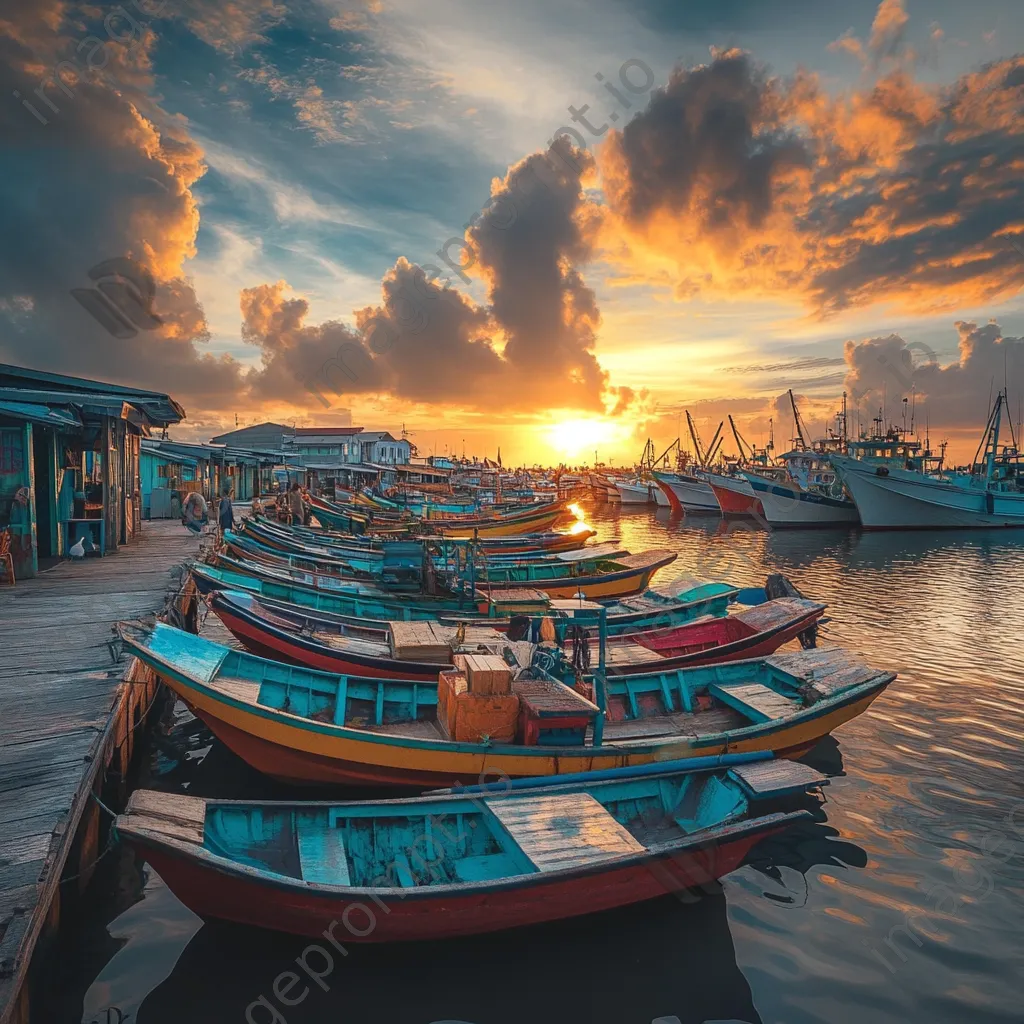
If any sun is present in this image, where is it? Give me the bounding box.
[545,417,626,461]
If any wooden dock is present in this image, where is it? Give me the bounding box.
[0,520,200,1024]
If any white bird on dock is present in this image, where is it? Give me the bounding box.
[69,537,86,559]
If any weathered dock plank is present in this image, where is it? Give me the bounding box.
[0,519,199,1024]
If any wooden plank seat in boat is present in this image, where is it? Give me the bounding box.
[601,707,745,742]
[615,549,676,571]
[729,759,827,799]
[708,681,798,723]
[212,671,437,730]
[121,791,206,845]
[486,793,644,872]
[605,642,659,669]
[766,648,880,702]
[298,825,351,886]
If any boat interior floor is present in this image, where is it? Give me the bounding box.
[600,706,747,742]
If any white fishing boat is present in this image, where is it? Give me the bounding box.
[743,449,859,527]
[652,470,721,513]
[831,392,1024,529]
[744,471,860,526]
[614,478,656,504]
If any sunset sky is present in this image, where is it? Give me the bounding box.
[2,0,1023,464]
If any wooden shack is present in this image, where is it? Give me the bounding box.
[0,364,185,578]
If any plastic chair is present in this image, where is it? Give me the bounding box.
[0,528,14,586]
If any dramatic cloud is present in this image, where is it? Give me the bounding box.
[602,50,810,239]
[598,4,1024,316]
[466,137,606,410]
[0,0,246,414]
[844,319,1024,430]
[0,3,610,423]
[240,135,614,416]
[240,259,503,408]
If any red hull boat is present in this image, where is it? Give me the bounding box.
[605,597,825,674]
[116,758,823,941]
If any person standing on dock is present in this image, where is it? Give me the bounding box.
[218,484,235,535]
[286,482,306,525]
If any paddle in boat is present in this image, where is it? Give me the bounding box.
[115,754,827,941]
[116,622,895,788]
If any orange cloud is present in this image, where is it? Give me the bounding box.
[597,25,1024,317]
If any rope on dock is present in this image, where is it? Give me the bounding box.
[58,792,122,884]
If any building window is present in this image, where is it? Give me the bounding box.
[157,464,169,478]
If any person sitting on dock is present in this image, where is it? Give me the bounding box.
[182,491,209,534]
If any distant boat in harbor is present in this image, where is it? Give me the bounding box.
[743,455,860,527]
[741,392,858,527]
[651,416,724,514]
[832,391,1024,529]
[652,468,721,513]
[615,477,657,504]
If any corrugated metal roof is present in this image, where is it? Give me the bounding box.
[0,400,83,428]
[0,364,185,425]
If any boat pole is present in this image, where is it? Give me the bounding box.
[593,605,607,747]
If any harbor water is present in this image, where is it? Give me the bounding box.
[45,504,1024,1024]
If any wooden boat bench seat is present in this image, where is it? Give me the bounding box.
[709,681,799,723]
[729,759,828,800]
[605,643,659,669]
[486,793,644,872]
[298,825,351,886]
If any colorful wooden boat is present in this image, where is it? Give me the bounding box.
[469,548,678,600]
[222,530,389,579]
[193,554,741,624]
[117,623,895,788]
[307,497,412,536]
[115,755,825,941]
[207,590,484,681]
[206,590,816,684]
[191,559,472,613]
[309,495,570,539]
[198,572,740,642]
[207,551,396,597]
[244,516,597,558]
[604,598,825,675]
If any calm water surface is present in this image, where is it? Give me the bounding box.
[48,504,1024,1024]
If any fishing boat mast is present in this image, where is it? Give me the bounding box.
[789,389,809,450]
